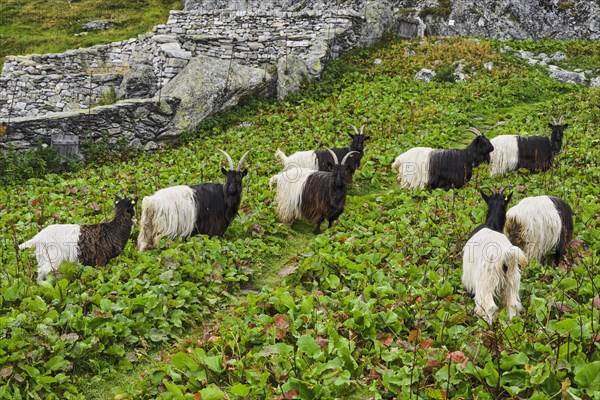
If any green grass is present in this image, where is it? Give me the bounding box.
[0,0,182,69]
[0,36,599,399]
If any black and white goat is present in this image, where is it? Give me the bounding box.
[489,116,568,176]
[136,149,251,251]
[392,127,494,190]
[504,195,573,266]
[269,150,358,234]
[462,187,527,324]
[275,124,369,181]
[19,197,137,282]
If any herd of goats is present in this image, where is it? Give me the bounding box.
[19,117,573,323]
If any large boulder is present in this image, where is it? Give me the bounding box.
[277,55,311,101]
[117,63,158,100]
[160,55,273,134]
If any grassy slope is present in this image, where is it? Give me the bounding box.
[0,0,181,69]
[0,37,598,399]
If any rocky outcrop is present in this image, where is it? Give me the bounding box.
[419,0,600,40]
[277,55,311,100]
[161,55,273,133]
[117,62,158,99]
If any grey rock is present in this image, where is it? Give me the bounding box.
[483,62,494,70]
[548,66,586,84]
[589,77,600,87]
[160,55,272,133]
[551,51,567,61]
[144,141,159,151]
[82,20,113,31]
[117,63,158,99]
[415,68,436,81]
[277,55,311,101]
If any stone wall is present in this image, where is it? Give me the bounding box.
[0,0,421,151]
[0,98,180,151]
[0,9,359,119]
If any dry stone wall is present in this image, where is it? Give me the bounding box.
[0,1,422,151]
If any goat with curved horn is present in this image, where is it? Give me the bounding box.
[270,149,357,234]
[488,116,568,176]
[275,123,369,184]
[392,127,494,190]
[137,149,251,251]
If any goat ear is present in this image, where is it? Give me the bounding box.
[347,132,354,139]
[132,197,138,205]
[241,169,248,178]
[548,122,554,128]
[505,192,513,204]
[480,190,490,203]
[221,167,228,175]
[364,136,370,141]
[563,123,568,129]
[114,196,120,204]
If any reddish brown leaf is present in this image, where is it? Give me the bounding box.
[517,185,527,193]
[378,333,393,347]
[67,187,79,194]
[13,374,24,383]
[89,202,101,211]
[274,314,289,331]
[193,393,202,400]
[93,309,111,318]
[593,296,600,310]
[284,389,298,399]
[420,338,434,349]
[447,351,468,368]
[316,337,329,349]
[425,360,443,368]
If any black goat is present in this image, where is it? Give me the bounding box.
[392,127,494,190]
[137,149,251,251]
[489,115,568,175]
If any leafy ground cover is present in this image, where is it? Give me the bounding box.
[0,0,181,69]
[0,36,598,399]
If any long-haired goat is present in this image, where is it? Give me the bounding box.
[489,116,568,176]
[269,150,358,234]
[275,124,369,181]
[462,187,527,324]
[19,197,137,282]
[392,127,494,190]
[504,195,573,266]
[137,149,251,252]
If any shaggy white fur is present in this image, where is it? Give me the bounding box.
[489,135,519,176]
[137,186,197,251]
[19,224,81,282]
[505,195,562,262]
[269,167,315,225]
[275,149,318,170]
[462,228,527,324]
[391,147,435,189]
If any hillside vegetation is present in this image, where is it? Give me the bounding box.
[0,37,598,399]
[0,0,181,69]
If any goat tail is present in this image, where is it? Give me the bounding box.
[275,149,288,165]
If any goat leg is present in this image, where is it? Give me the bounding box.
[327,208,344,228]
[313,217,325,235]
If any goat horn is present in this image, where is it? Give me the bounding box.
[558,114,564,125]
[217,148,235,170]
[359,125,365,135]
[237,149,252,170]
[480,186,493,195]
[341,151,360,166]
[327,149,340,165]
[551,115,558,125]
[466,127,482,137]
[498,185,513,194]
[350,124,360,135]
